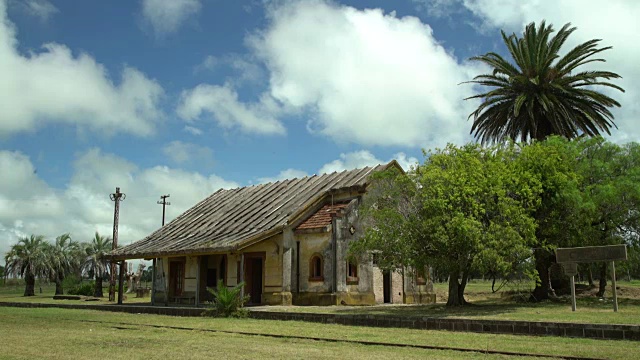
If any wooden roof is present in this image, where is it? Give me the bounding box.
[108,161,398,260]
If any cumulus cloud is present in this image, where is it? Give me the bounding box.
[162,140,213,165]
[461,0,640,143]
[0,0,164,137]
[246,0,481,148]
[257,168,310,184]
[183,125,203,136]
[177,84,286,135]
[21,0,58,21]
[141,0,201,35]
[318,150,419,174]
[0,149,238,256]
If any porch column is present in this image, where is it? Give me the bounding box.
[151,258,156,306]
[195,256,201,307]
[117,261,125,305]
[239,253,245,299]
[164,258,169,306]
[282,227,294,293]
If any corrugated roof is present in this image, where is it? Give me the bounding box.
[108,162,397,260]
[295,202,349,231]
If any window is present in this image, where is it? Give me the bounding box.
[416,266,427,285]
[309,255,324,281]
[347,260,358,285]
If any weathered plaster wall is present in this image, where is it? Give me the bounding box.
[242,233,283,294]
[296,232,332,293]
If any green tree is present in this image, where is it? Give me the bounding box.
[466,21,624,143]
[45,233,82,295]
[517,137,585,300]
[576,138,640,296]
[4,235,48,296]
[81,232,112,297]
[353,143,539,306]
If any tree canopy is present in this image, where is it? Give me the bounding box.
[353,143,540,305]
[466,21,624,143]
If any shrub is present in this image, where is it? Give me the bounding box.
[68,282,95,296]
[202,280,249,318]
[62,274,82,290]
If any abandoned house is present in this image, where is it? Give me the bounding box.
[108,161,435,306]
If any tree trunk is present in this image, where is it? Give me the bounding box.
[588,266,595,288]
[24,273,35,296]
[446,270,469,306]
[530,249,555,301]
[55,276,64,295]
[94,274,103,297]
[596,263,607,297]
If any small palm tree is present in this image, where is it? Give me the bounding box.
[82,232,112,297]
[45,234,82,295]
[4,235,48,296]
[466,21,624,143]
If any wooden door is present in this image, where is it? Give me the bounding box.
[170,262,185,296]
[244,254,264,305]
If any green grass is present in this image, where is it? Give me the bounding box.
[0,282,150,305]
[0,307,637,359]
[256,280,640,325]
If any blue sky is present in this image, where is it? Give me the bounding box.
[1,0,638,254]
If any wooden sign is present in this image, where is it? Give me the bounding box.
[561,262,578,276]
[556,244,627,264]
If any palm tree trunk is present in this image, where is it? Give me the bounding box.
[24,273,35,296]
[55,273,64,295]
[94,275,103,297]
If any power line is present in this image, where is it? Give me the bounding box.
[109,187,125,303]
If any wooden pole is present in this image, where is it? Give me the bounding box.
[570,275,576,312]
[612,261,619,312]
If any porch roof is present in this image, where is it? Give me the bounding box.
[108,161,399,260]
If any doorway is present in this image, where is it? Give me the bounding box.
[383,270,391,304]
[244,254,264,305]
[170,261,185,297]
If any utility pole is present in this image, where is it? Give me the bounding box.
[157,194,171,226]
[109,187,126,302]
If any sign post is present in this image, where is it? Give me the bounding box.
[556,245,627,313]
[561,262,578,311]
[612,261,618,312]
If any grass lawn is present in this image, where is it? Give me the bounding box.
[1,307,638,359]
[0,282,150,305]
[255,280,640,325]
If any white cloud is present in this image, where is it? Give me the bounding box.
[410,0,463,18]
[183,125,203,136]
[0,0,164,137]
[21,0,58,21]
[247,0,482,148]
[141,0,201,35]
[257,168,309,184]
[194,54,264,84]
[318,150,418,174]
[461,0,640,143]
[177,83,286,135]
[162,140,213,165]
[0,149,239,256]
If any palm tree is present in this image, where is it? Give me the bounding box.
[4,235,48,296]
[466,21,624,143]
[82,232,112,297]
[45,234,82,295]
